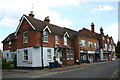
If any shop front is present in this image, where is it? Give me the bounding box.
[95,48,100,62]
[103,52,108,61]
[80,50,88,63]
[112,52,116,60]
[108,52,112,61]
[88,51,95,63]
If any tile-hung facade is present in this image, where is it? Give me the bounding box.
[80,23,116,62]
[64,28,99,64]
[2,12,74,67]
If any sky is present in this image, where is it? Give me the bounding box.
[0,0,119,50]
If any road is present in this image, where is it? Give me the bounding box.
[2,59,120,79]
[42,60,120,78]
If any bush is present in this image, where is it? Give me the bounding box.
[2,61,15,69]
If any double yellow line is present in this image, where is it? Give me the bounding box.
[109,70,119,80]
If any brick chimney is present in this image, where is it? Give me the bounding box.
[100,27,103,34]
[44,16,50,23]
[29,11,34,18]
[91,22,95,33]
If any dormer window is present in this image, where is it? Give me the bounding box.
[43,31,48,42]
[9,42,11,48]
[55,35,59,44]
[64,36,67,45]
[23,31,28,43]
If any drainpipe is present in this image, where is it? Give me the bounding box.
[40,31,44,70]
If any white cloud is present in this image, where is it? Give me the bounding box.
[0,0,80,50]
[104,22,118,44]
[0,0,80,28]
[91,5,114,13]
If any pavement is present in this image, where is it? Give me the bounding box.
[2,61,112,78]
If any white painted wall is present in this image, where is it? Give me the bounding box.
[17,47,33,67]
[43,47,54,67]
[2,50,16,61]
[32,47,41,67]
[17,47,54,67]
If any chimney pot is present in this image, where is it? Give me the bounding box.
[29,11,34,18]
[44,16,50,23]
[91,22,95,33]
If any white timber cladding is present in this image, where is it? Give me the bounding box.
[17,47,54,67]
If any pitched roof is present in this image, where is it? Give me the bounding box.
[2,32,15,43]
[25,15,66,36]
[81,28,102,40]
[64,27,94,39]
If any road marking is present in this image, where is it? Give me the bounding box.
[109,70,118,80]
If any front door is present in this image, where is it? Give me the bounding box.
[55,51,62,64]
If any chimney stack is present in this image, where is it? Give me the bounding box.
[44,16,50,23]
[29,11,34,18]
[100,27,103,34]
[91,22,95,33]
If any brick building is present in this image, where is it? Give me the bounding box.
[2,11,116,68]
[64,27,99,64]
[2,11,74,67]
[80,23,116,62]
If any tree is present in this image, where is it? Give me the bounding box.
[115,41,120,58]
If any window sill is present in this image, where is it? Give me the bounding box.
[43,41,49,43]
[23,60,28,62]
[23,42,28,44]
[47,59,52,61]
[55,43,59,44]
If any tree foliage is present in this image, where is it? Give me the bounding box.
[115,41,120,55]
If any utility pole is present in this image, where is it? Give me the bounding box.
[41,31,44,70]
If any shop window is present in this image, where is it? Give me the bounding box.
[24,50,28,61]
[47,49,52,60]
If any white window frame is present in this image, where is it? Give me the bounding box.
[24,50,28,61]
[88,41,93,48]
[23,31,28,43]
[47,49,52,60]
[9,41,11,48]
[43,31,48,42]
[94,43,98,49]
[103,37,105,40]
[80,40,86,47]
[107,39,109,42]
[70,50,73,60]
[55,35,59,44]
[64,36,67,45]
[67,50,70,60]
